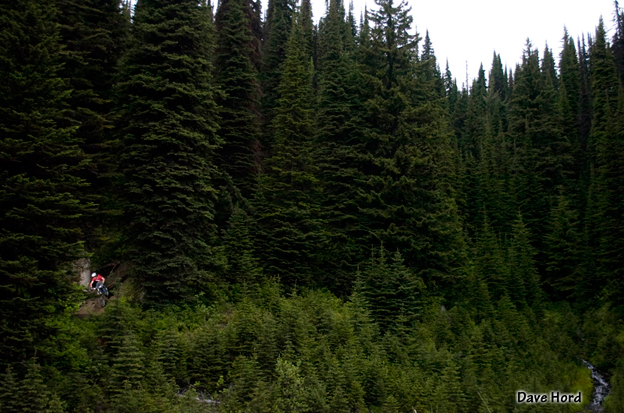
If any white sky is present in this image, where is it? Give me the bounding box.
[300,0,619,88]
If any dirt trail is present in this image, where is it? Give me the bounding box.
[75,295,115,318]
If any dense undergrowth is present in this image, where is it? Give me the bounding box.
[4,279,620,413]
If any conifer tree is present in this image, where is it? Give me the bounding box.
[254,17,325,287]
[381,395,401,413]
[543,193,583,300]
[467,267,494,322]
[613,1,624,81]
[596,84,624,312]
[155,328,185,382]
[541,45,558,89]
[214,0,262,198]
[507,214,541,307]
[299,0,314,60]
[55,0,128,189]
[463,65,487,160]
[538,46,573,198]
[110,333,145,394]
[116,0,220,303]
[362,247,423,331]
[190,325,226,392]
[559,30,585,203]
[582,21,622,307]
[275,358,310,413]
[222,206,262,285]
[18,361,53,413]
[489,53,509,102]
[508,40,567,259]
[314,0,366,292]
[475,217,508,301]
[578,35,593,157]
[354,0,466,294]
[0,0,90,361]
[420,30,444,97]
[588,20,619,167]
[0,366,20,413]
[261,0,295,143]
[559,30,581,140]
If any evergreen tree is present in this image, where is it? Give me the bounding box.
[0,366,20,413]
[463,64,487,160]
[584,20,621,307]
[541,45,558,89]
[507,40,569,262]
[559,30,581,142]
[214,0,262,198]
[489,52,509,102]
[222,206,262,285]
[578,35,593,158]
[543,193,583,301]
[261,0,295,144]
[314,0,366,292]
[110,333,145,394]
[507,214,541,307]
[17,361,52,413]
[597,84,624,312]
[420,30,444,97]
[613,1,624,81]
[475,217,508,301]
[0,0,90,361]
[155,328,185,383]
[558,30,585,204]
[254,17,325,287]
[354,0,466,295]
[55,0,129,195]
[467,267,494,322]
[189,325,226,392]
[275,358,309,413]
[362,246,423,332]
[299,0,314,60]
[116,0,220,303]
[588,19,619,168]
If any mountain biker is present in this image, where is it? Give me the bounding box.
[89,272,106,293]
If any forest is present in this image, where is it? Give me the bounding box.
[1,0,624,411]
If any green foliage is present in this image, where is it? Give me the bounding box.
[254,17,325,287]
[508,214,541,307]
[221,206,262,285]
[214,0,262,198]
[362,246,424,332]
[0,366,20,412]
[116,0,220,303]
[260,0,295,143]
[3,1,624,412]
[0,0,90,362]
[354,0,466,294]
[543,193,584,300]
[110,333,145,394]
[55,0,128,190]
[314,0,366,293]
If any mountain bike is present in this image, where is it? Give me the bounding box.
[94,282,109,307]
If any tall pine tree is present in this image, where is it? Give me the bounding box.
[214,0,262,198]
[0,0,90,361]
[314,0,366,293]
[254,16,325,287]
[355,0,466,296]
[116,0,220,303]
